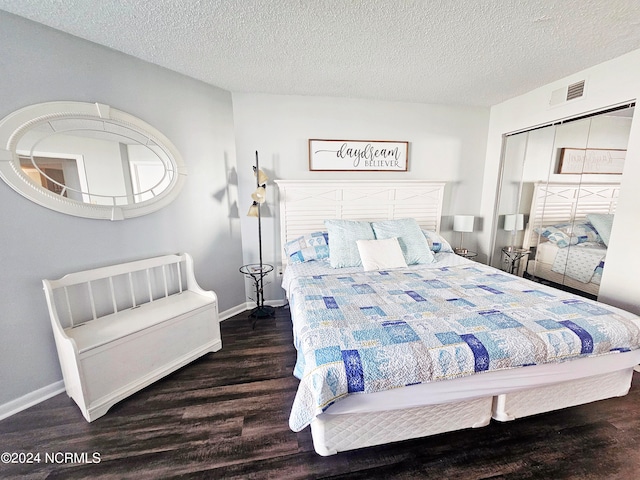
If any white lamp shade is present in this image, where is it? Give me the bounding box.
[453,215,474,233]
[251,186,266,204]
[254,169,269,185]
[247,202,260,217]
[504,214,524,231]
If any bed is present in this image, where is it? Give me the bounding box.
[524,182,619,297]
[276,180,640,456]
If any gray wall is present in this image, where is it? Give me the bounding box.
[0,12,245,406]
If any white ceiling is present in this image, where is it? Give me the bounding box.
[2,0,640,107]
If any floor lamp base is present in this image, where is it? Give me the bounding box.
[249,305,276,328]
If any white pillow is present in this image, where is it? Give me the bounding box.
[356,238,408,271]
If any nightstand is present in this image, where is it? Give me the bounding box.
[501,247,530,276]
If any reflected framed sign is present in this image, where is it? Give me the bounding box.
[557,148,626,174]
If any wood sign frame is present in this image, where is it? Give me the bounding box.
[557,148,626,174]
[309,139,409,172]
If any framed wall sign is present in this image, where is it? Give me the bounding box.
[557,148,626,174]
[309,139,409,171]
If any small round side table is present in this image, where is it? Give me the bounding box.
[501,247,530,276]
[239,263,275,327]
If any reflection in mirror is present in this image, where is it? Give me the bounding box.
[15,117,174,206]
[20,155,77,198]
[490,104,634,298]
[0,102,185,220]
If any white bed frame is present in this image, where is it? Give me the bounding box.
[524,182,619,296]
[276,180,635,456]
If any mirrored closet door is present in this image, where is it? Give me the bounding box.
[490,104,635,298]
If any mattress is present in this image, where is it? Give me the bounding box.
[283,253,640,431]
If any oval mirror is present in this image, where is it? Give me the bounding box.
[0,101,186,220]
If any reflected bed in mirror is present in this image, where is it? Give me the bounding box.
[523,182,619,298]
[490,103,634,299]
[0,101,186,220]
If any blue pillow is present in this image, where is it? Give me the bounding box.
[324,220,375,268]
[534,224,575,248]
[371,218,434,264]
[570,221,602,244]
[535,222,601,248]
[284,232,329,264]
[586,214,614,246]
[422,229,454,253]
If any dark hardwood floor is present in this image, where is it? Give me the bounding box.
[1,306,639,479]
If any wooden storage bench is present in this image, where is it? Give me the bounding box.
[43,253,221,422]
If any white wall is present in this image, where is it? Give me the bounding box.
[481,49,640,314]
[232,93,490,301]
[0,12,245,411]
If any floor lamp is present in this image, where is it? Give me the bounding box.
[245,151,275,321]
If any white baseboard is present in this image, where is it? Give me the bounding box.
[218,304,248,321]
[219,301,287,321]
[0,380,65,421]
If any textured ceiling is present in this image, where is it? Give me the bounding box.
[2,0,640,106]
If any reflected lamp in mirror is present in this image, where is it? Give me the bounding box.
[453,215,474,255]
[504,213,524,249]
[0,101,186,220]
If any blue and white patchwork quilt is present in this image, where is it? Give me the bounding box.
[552,242,607,283]
[285,258,640,431]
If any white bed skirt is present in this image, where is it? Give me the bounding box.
[492,368,633,422]
[310,397,492,456]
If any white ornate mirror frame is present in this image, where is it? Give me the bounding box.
[0,101,186,220]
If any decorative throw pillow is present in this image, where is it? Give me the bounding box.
[371,218,434,264]
[284,231,329,264]
[356,238,408,271]
[535,225,575,248]
[535,222,601,248]
[569,221,602,244]
[324,219,375,268]
[586,213,614,246]
[422,229,454,253]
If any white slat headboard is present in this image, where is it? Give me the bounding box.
[275,180,446,257]
[523,181,619,249]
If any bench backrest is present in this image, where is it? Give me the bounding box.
[43,254,191,329]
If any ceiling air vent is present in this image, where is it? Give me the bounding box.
[566,80,585,101]
[549,79,586,107]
